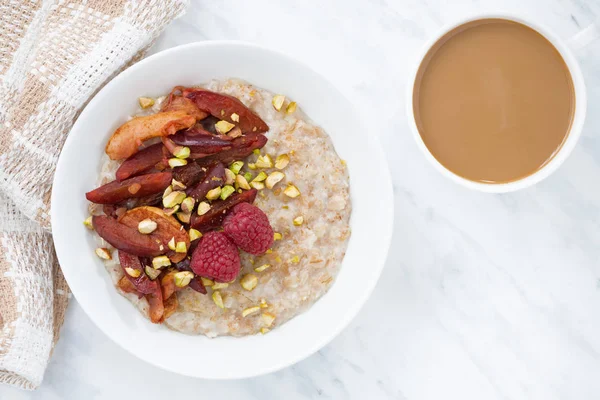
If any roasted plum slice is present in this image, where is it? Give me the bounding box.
[118,251,160,295]
[92,215,163,257]
[106,111,196,160]
[162,94,208,121]
[170,129,232,150]
[196,133,267,166]
[115,143,169,181]
[119,206,190,263]
[146,284,165,323]
[187,163,225,201]
[190,188,257,231]
[183,88,269,134]
[171,161,209,187]
[86,172,172,204]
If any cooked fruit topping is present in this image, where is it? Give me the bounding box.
[93,216,163,257]
[86,172,172,204]
[190,188,257,231]
[115,143,169,181]
[187,163,225,201]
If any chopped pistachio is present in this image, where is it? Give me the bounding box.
[175,241,187,253]
[200,277,214,287]
[125,267,141,278]
[152,255,171,269]
[138,97,155,109]
[293,216,304,226]
[247,163,257,170]
[265,249,273,254]
[260,327,270,334]
[220,185,235,200]
[286,101,297,114]
[254,263,271,272]
[205,187,222,200]
[173,146,190,159]
[252,171,268,182]
[265,171,285,189]
[235,174,251,190]
[261,312,276,327]
[212,282,229,290]
[168,158,187,168]
[275,154,290,170]
[176,211,191,224]
[180,196,195,213]
[189,228,202,241]
[255,154,273,168]
[138,218,157,234]
[253,149,261,156]
[95,248,111,260]
[242,306,260,317]
[167,237,177,251]
[215,120,235,134]
[83,216,94,230]
[283,184,301,198]
[163,185,173,199]
[212,291,225,309]
[228,127,242,138]
[240,274,258,291]
[171,179,186,190]
[275,256,282,263]
[229,161,244,175]
[244,172,253,182]
[250,181,265,190]
[163,205,179,216]
[341,159,347,166]
[273,232,283,241]
[260,298,268,308]
[163,191,186,208]
[272,94,285,111]
[145,266,161,280]
[174,271,194,287]
[197,201,211,215]
[224,168,236,185]
[231,112,240,122]
[290,255,300,264]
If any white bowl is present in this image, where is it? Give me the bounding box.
[51,41,394,379]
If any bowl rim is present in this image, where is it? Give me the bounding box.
[51,40,394,378]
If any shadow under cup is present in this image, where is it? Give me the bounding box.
[412,18,576,185]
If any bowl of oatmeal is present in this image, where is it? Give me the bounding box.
[52,41,393,378]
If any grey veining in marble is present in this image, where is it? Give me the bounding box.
[2,0,600,399]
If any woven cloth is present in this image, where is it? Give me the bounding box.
[0,0,187,389]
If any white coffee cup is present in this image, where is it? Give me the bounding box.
[406,14,588,193]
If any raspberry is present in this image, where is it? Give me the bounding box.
[190,231,240,282]
[223,203,274,255]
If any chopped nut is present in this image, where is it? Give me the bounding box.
[138,97,155,109]
[253,149,261,156]
[212,282,229,290]
[265,171,285,189]
[212,291,225,308]
[240,274,258,291]
[174,271,194,287]
[242,306,260,317]
[167,237,177,251]
[254,263,271,272]
[173,146,190,159]
[272,94,285,111]
[197,201,211,215]
[260,327,270,334]
[200,277,214,286]
[152,255,171,269]
[138,218,157,234]
[260,298,269,308]
[283,185,301,198]
[231,112,240,122]
[171,179,186,190]
[293,216,304,226]
[228,127,242,138]
[252,171,267,182]
[180,196,195,213]
[163,185,173,199]
[163,191,186,208]
[250,181,265,190]
[255,154,273,168]
[273,232,283,241]
[189,228,202,241]
[125,267,141,278]
[176,211,191,224]
[83,216,93,229]
[215,120,235,134]
[275,256,282,263]
[163,205,179,216]
[290,255,300,264]
[286,101,297,114]
[175,241,187,253]
[275,154,290,169]
[220,185,235,200]
[244,172,253,182]
[235,174,251,190]
[224,168,236,185]
[261,312,276,327]
[205,187,222,200]
[145,266,161,280]
[229,161,244,175]
[247,163,257,170]
[341,159,347,166]
[265,249,273,254]
[95,248,111,260]
[168,158,187,168]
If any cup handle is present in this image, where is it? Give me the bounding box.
[566,20,600,52]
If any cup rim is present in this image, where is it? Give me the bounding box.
[406,13,587,193]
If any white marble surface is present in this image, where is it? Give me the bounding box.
[3,0,600,398]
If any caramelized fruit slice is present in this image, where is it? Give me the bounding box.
[115,143,169,181]
[163,294,179,319]
[92,215,163,257]
[106,111,196,160]
[119,206,190,263]
[118,251,160,295]
[183,89,269,134]
[146,283,165,323]
[187,163,225,201]
[190,188,257,230]
[196,133,267,166]
[117,276,142,297]
[162,95,208,120]
[160,269,181,300]
[170,129,232,150]
[172,162,208,187]
[86,172,172,204]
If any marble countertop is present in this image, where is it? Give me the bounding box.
[3,0,600,398]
